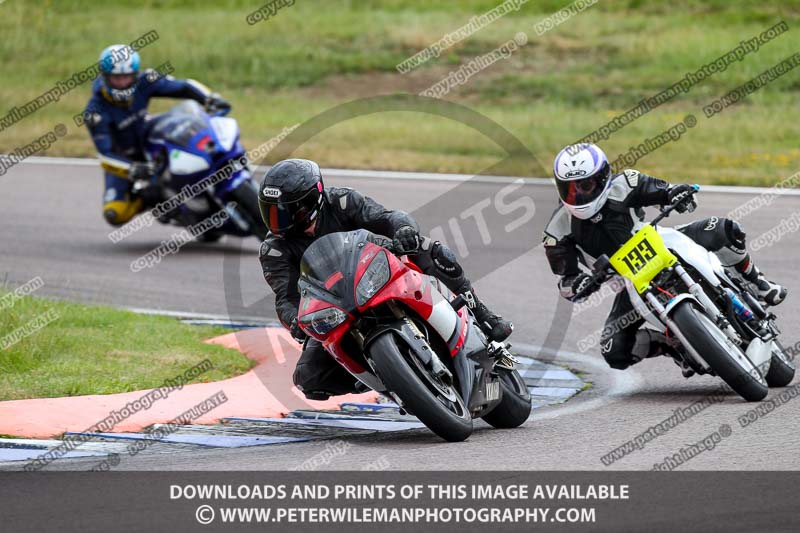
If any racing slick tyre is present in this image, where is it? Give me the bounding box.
[481,368,532,429]
[229,179,269,240]
[671,301,768,402]
[368,332,473,442]
[765,340,795,387]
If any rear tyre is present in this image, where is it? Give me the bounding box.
[229,179,269,240]
[481,368,531,429]
[671,302,768,402]
[368,332,473,442]
[765,340,795,387]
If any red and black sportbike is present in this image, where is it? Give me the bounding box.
[297,229,532,442]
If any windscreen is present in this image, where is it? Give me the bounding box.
[149,101,209,146]
[300,230,371,298]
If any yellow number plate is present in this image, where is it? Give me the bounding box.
[609,225,677,293]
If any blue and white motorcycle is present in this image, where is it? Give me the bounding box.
[140,100,267,241]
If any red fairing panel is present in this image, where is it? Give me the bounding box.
[365,251,464,353]
[323,322,369,375]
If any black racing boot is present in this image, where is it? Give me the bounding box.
[463,290,514,342]
[734,258,787,306]
[754,275,788,306]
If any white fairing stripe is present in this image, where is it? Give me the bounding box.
[169,149,210,175]
[210,116,239,152]
[427,292,458,342]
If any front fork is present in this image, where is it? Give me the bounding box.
[644,264,742,372]
[386,301,451,379]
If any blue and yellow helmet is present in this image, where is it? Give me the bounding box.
[98,44,141,104]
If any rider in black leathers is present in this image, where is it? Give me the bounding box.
[258,158,513,399]
[544,143,787,374]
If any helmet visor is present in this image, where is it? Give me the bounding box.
[108,74,136,90]
[262,187,321,235]
[556,162,611,206]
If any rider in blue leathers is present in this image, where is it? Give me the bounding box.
[82,44,230,226]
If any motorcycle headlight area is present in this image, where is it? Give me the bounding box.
[356,251,391,306]
[299,307,348,336]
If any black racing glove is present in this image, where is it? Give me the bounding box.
[205,92,231,115]
[392,225,421,254]
[667,184,697,214]
[289,317,308,344]
[570,273,598,303]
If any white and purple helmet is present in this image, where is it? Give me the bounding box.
[553,143,613,220]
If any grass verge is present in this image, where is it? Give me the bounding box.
[0,293,254,401]
[0,1,799,184]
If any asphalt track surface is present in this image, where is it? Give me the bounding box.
[2,159,799,470]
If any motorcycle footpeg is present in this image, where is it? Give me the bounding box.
[449,294,467,311]
[488,341,518,370]
[495,355,518,371]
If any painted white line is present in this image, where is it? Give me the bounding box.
[122,306,278,326]
[0,438,130,453]
[16,156,800,194]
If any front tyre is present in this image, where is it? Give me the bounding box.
[671,301,768,402]
[481,368,531,429]
[368,332,473,442]
[765,340,795,387]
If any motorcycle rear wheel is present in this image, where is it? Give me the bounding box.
[481,368,532,429]
[765,340,795,387]
[368,332,473,442]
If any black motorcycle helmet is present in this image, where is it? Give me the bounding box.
[258,158,324,237]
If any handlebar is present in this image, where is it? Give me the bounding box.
[381,237,419,257]
[651,184,700,227]
[572,255,613,300]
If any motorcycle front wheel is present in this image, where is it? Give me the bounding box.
[671,301,768,401]
[368,332,473,442]
[228,179,269,240]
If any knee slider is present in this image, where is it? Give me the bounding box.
[103,207,121,226]
[430,242,463,278]
[601,337,636,370]
[103,199,142,226]
[292,363,312,390]
[724,218,747,249]
[605,355,633,370]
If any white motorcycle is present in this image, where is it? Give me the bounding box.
[576,186,794,401]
